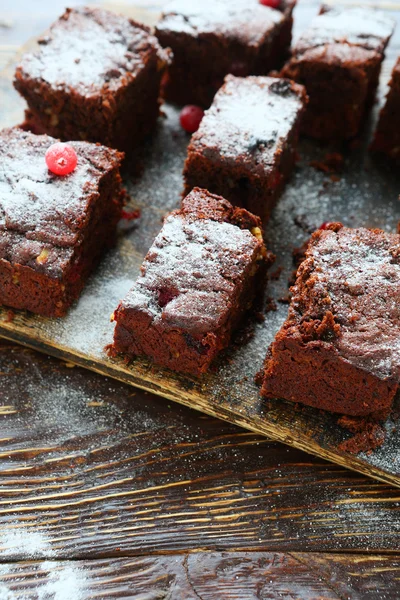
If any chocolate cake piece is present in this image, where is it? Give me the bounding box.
[111,188,272,376]
[371,57,400,162]
[0,128,124,317]
[14,6,171,153]
[262,223,400,417]
[281,5,395,140]
[183,75,307,223]
[155,0,296,107]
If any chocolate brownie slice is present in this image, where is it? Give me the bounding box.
[111,188,272,376]
[155,0,295,107]
[0,128,124,317]
[183,75,307,223]
[371,57,400,162]
[14,6,171,154]
[262,223,400,417]
[281,5,395,140]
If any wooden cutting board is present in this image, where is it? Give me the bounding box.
[1,2,400,489]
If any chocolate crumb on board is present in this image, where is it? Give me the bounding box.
[265,297,277,313]
[338,421,386,455]
[294,213,316,234]
[310,152,344,174]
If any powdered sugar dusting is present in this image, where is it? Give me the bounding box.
[296,5,395,54]
[191,76,304,164]
[306,227,400,378]
[38,562,86,600]
[120,204,260,334]
[0,128,118,247]
[159,0,282,44]
[0,528,54,559]
[17,6,164,96]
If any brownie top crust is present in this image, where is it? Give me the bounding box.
[187,76,306,171]
[118,188,266,334]
[0,128,123,275]
[16,6,170,97]
[157,0,290,45]
[294,5,395,56]
[290,223,400,381]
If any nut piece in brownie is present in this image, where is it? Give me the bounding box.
[0,128,124,318]
[110,188,273,376]
[155,0,296,107]
[371,58,400,162]
[281,4,395,140]
[262,223,400,417]
[183,75,307,223]
[14,6,171,154]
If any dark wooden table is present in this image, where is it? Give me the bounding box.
[1,1,400,598]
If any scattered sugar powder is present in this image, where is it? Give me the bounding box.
[37,562,86,600]
[0,527,54,560]
[160,0,282,42]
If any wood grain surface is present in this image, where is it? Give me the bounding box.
[1,340,400,560]
[1,339,400,597]
[1,553,400,599]
[1,1,400,598]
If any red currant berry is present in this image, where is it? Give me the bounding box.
[180,105,204,133]
[319,222,332,230]
[121,208,141,221]
[45,143,78,176]
[259,0,280,8]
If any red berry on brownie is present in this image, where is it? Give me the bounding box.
[259,0,280,8]
[180,105,204,133]
[319,222,335,230]
[45,142,78,176]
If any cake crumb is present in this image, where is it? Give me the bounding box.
[269,266,283,280]
[265,297,277,313]
[5,310,15,322]
[310,152,344,174]
[337,415,386,455]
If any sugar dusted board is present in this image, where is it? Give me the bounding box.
[1,3,400,489]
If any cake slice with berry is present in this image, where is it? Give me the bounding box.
[155,0,296,107]
[262,223,400,417]
[110,188,273,376]
[183,75,307,223]
[14,6,171,153]
[0,128,124,318]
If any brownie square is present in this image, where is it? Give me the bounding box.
[0,128,124,317]
[155,0,296,107]
[281,5,395,141]
[183,76,307,223]
[262,223,400,417]
[111,188,272,376]
[14,7,171,154]
[371,58,400,161]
